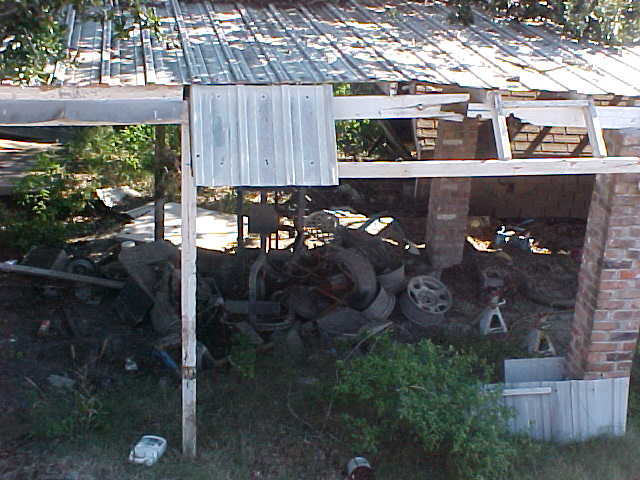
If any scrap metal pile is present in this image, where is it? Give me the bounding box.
[0,203,582,373]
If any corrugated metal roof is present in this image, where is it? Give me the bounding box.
[190,84,337,186]
[53,0,640,95]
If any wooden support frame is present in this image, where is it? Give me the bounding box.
[484,92,612,163]
[180,111,198,458]
[1,85,640,460]
[338,157,640,178]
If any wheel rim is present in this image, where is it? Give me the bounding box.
[406,276,452,314]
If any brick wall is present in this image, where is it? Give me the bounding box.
[426,177,471,269]
[425,119,479,270]
[567,129,640,379]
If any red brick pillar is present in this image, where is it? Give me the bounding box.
[567,129,640,379]
[425,119,480,270]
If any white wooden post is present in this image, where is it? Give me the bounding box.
[180,112,198,458]
[488,91,512,161]
[583,99,608,157]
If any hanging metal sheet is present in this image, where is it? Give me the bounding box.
[190,85,337,187]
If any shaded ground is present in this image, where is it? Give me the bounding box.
[0,139,59,195]
[0,244,581,480]
[0,175,595,479]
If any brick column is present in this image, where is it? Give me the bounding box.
[425,119,480,270]
[567,129,640,379]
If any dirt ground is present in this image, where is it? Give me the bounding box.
[0,187,586,478]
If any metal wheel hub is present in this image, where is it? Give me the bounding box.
[405,275,452,314]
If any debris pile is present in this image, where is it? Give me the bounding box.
[0,202,582,378]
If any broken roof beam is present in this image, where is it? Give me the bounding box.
[332,93,469,120]
[338,156,640,178]
[468,103,640,129]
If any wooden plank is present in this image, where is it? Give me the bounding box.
[338,156,640,178]
[488,91,512,161]
[468,104,640,129]
[0,262,125,289]
[180,114,198,458]
[583,100,608,157]
[332,93,469,120]
[503,387,553,397]
[502,99,590,109]
[0,85,183,100]
[0,99,186,126]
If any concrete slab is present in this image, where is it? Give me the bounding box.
[118,202,255,251]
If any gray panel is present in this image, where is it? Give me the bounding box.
[0,99,185,125]
[504,357,566,383]
[497,378,630,443]
[190,85,338,187]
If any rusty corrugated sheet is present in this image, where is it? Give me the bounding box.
[51,1,640,95]
[190,84,337,186]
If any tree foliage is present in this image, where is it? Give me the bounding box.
[0,125,172,252]
[0,0,160,84]
[470,0,640,44]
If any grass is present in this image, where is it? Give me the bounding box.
[511,429,640,480]
[5,351,640,480]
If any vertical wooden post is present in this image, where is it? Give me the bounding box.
[583,99,608,158]
[236,187,244,252]
[274,190,279,250]
[488,91,512,161]
[154,125,167,242]
[181,113,197,458]
[260,190,268,253]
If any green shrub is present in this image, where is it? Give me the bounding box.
[334,335,515,480]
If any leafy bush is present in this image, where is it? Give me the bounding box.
[334,336,515,479]
[1,125,173,252]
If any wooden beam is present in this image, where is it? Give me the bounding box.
[583,99,608,157]
[468,104,640,129]
[0,99,186,126]
[501,100,590,109]
[0,263,125,289]
[332,93,469,120]
[0,85,183,100]
[180,114,198,458]
[488,92,512,161]
[338,157,640,178]
[503,387,552,397]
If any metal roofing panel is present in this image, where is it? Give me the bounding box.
[190,84,338,186]
[46,0,640,95]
